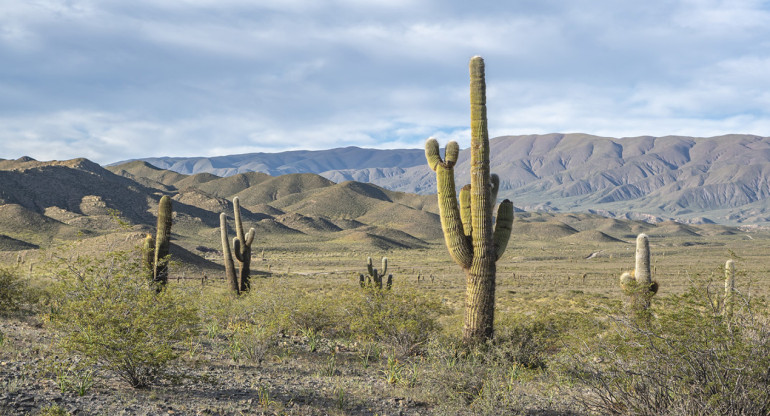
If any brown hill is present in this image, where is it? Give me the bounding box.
[124,134,770,224]
[559,230,627,244]
[0,235,39,251]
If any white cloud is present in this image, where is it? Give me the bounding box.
[1,0,769,163]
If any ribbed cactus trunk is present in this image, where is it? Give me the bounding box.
[634,233,656,309]
[220,213,238,294]
[150,195,173,291]
[425,56,514,343]
[724,259,735,317]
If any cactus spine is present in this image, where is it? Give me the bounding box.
[143,195,172,291]
[220,197,255,295]
[425,56,514,342]
[359,256,392,290]
[724,259,735,317]
[620,233,658,312]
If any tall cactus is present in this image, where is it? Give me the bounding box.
[724,259,735,317]
[620,233,658,313]
[220,213,238,294]
[425,56,514,342]
[359,256,392,290]
[220,196,255,295]
[142,195,172,291]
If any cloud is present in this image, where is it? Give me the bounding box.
[1,0,769,163]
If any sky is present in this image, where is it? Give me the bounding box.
[1,0,769,164]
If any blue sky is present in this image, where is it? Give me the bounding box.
[1,0,769,164]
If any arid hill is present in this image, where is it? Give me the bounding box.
[116,134,770,224]
[0,156,753,272]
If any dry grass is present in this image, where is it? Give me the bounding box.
[2,214,770,415]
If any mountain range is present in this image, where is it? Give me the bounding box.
[117,133,770,225]
[0,154,750,274]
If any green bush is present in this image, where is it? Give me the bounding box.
[565,282,770,415]
[198,280,447,357]
[47,251,199,388]
[346,287,448,356]
[0,266,33,314]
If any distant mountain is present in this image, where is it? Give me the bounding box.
[116,147,426,177]
[118,134,770,224]
[1,156,752,269]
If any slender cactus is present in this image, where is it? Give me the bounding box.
[220,197,256,295]
[142,196,172,291]
[724,259,735,317]
[142,234,155,277]
[153,195,173,289]
[220,213,238,294]
[425,56,514,342]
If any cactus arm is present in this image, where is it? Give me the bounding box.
[245,228,255,246]
[386,274,393,290]
[444,140,460,164]
[425,138,443,171]
[493,199,513,261]
[367,257,374,276]
[459,184,472,238]
[381,257,388,276]
[233,237,243,262]
[425,139,473,268]
[359,273,365,288]
[619,271,634,288]
[220,213,238,294]
[233,196,245,247]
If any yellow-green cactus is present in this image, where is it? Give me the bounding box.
[360,256,392,290]
[220,212,238,294]
[424,56,514,342]
[143,196,172,291]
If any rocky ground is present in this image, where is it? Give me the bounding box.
[0,316,443,416]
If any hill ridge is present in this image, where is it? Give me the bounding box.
[114,133,770,224]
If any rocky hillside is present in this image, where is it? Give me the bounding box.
[118,134,770,224]
[1,155,754,273]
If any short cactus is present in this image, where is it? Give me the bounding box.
[724,259,735,317]
[359,256,392,290]
[620,233,659,312]
[220,196,255,295]
[143,195,172,291]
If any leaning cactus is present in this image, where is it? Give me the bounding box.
[724,259,735,317]
[620,233,658,313]
[359,256,392,290]
[142,195,172,291]
[425,56,514,342]
[220,196,255,295]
